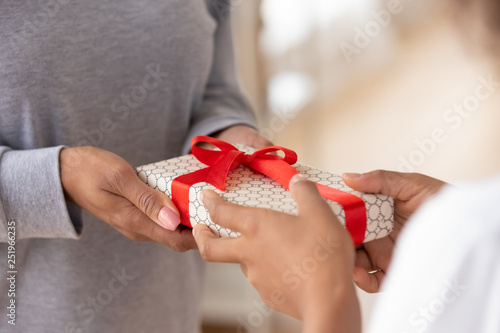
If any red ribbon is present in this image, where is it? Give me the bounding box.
[171,136,367,245]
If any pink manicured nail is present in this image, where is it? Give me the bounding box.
[158,207,181,231]
[343,173,362,180]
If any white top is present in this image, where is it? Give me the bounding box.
[368,176,500,333]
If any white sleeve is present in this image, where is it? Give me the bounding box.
[367,177,500,333]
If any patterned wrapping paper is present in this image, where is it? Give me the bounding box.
[136,146,394,244]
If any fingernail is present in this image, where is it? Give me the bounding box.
[289,174,307,186]
[158,206,181,231]
[343,173,362,180]
[199,191,204,202]
[192,225,198,237]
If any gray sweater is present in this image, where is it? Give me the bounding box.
[0,1,256,332]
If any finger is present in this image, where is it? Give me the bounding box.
[354,247,376,272]
[215,125,273,149]
[288,174,332,216]
[121,175,181,231]
[159,226,198,252]
[201,190,259,233]
[362,237,394,269]
[193,224,243,263]
[343,170,446,202]
[119,206,196,252]
[353,266,385,293]
[248,132,273,149]
[240,263,248,278]
[240,126,273,149]
[139,218,197,251]
[342,170,409,198]
[114,226,154,242]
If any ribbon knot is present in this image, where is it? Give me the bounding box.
[170,136,367,245]
[241,153,255,166]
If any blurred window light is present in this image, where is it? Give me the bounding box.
[261,0,315,55]
[261,0,374,55]
[268,71,316,115]
[312,0,373,27]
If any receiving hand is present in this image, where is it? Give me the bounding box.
[343,170,447,293]
[193,175,361,332]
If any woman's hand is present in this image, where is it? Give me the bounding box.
[59,126,271,251]
[343,170,447,293]
[60,146,196,251]
[193,174,361,333]
[213,125,273,148]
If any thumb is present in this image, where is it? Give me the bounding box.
[289,174,331,216]
[343,170,407,198]
[122,177,181,231]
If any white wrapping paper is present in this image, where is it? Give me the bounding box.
[137,146,394,243]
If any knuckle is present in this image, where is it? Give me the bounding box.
[198,241,212,260]
[240,214,258,235]
[121,230,144,242]
[105,164,132,193]
[114,206,140,229]
[108,214,122,229]
[239,250,252,265]
[298,179,320,198]
[304,178,318,190]
[206,201,220,222]
[254,134,272,148]
[246,272,259,287]
[170,238,190,253]
[371,169,386,179]
[127,233,143,242]
[409,172,426,181]
[137,190,159,217]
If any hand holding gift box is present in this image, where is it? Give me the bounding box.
[136,136,393,244]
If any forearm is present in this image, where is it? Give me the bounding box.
[302,281,361,333]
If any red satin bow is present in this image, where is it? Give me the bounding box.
[171,136,367,245]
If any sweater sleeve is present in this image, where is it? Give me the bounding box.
[0,145,81,241]
[182,4,258,154]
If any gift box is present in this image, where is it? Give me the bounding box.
[136,136,394,244]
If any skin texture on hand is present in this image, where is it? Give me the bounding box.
[193,174,361,333]
[213,125,273,149]
[60,146,196,251]
[59,126,271,251]
[343,170,447,293]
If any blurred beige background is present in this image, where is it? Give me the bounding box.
[202,0,500,332]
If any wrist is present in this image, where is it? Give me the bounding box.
[59,147,84,203]
[302,279,361,333]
